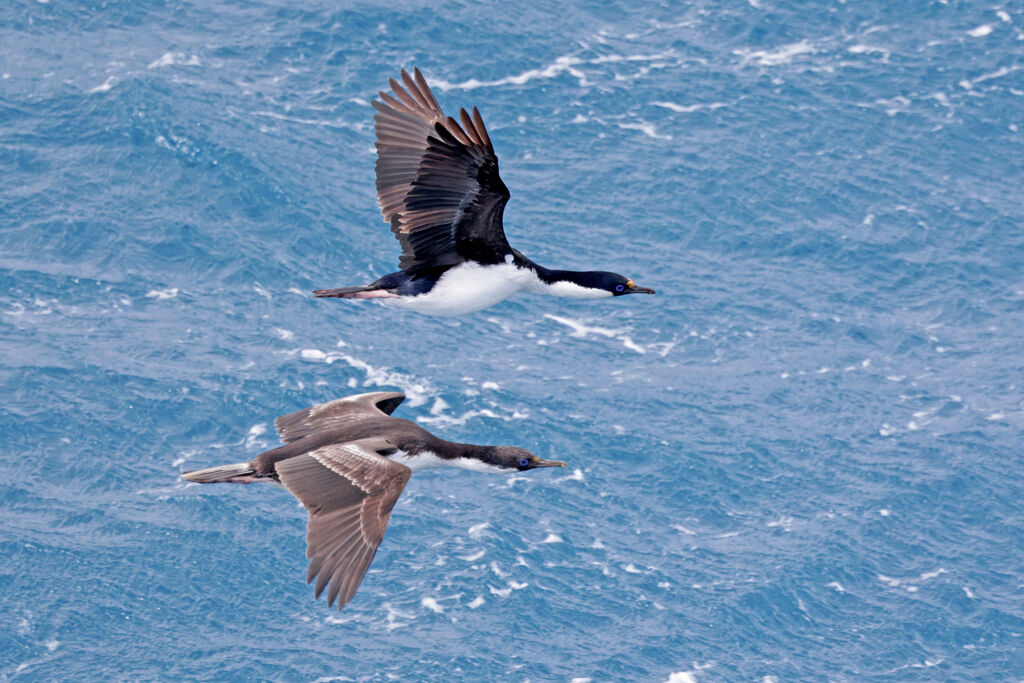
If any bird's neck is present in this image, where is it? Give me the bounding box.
[531,262,573,285]
[525,262,611,299]
[445,442,491,460]
[434,443,507,474]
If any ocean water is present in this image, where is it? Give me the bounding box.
[2,0,1023,680]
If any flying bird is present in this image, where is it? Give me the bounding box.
[313,68,655,316]
[182,391,565,611]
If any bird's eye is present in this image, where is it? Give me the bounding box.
[615,284,625,292]
[518,458,530,467]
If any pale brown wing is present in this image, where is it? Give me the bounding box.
[274,391,406,444]
[373,68,512,271]
[275,438,411,610]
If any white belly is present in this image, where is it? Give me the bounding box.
[384,261,538,317]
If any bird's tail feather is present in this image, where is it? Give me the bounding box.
[313,286,374,298]
[181,462,257,484]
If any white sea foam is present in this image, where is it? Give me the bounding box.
[735,40,815,66]
[489,585,512,598]
[145,287,178,300]
[664,663,712,683]
[879,568,945,592]
[541,533,563,544]
[874,95,911,116]
[419,406,521,427]
[653,101,727,113]
[297,350,431,406]
[252,109,361,130]
[245,423,268,450]
[430,55,587,90]
[545,313,619,339]
[848,44,890,58]
[617,121,672,140]
[967,24,994,37]
[421,597,444,613]
[429,397,449,415]
[379,602,416,631]
[171,448,203,468]
[87,76,117,94]
[467,595,485,609]
[543,313,649,354]
[272,327,294,341]
[148,52,201,69]
[965,65,1021,89]
[913,659,942,668]
[429,52,675,91]
[827,581,846,593]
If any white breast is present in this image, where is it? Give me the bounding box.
[384,261,538,317]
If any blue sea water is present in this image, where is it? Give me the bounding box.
[2,0,1024,679]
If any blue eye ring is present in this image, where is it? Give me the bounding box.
[615,284,625,292]
[518,458,530,467]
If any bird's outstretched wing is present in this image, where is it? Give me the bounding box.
[373,68,512,271]
[275,438,411,610]
[274,391,406,444]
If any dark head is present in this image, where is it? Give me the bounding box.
[489,446,567,472]
[604,273,656,297]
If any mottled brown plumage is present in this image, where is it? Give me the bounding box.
[181,391,564,611]
[276,439,410,609]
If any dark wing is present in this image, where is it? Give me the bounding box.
[275,438,411,610]
[274,391,406,444]
[373,68,512,271]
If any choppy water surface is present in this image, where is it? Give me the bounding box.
[2,0,1023,680]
